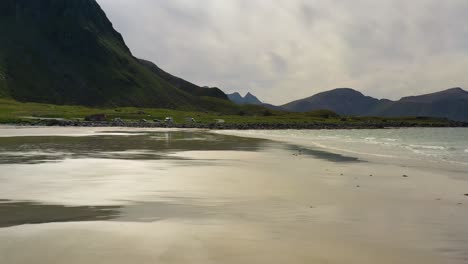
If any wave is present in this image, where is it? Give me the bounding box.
[407,144,446,150]
[214,129,468,168]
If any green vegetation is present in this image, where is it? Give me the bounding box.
[0,0,229,110]
[0,98,456,126]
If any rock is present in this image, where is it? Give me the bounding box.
[402,175,409,178]
[85,114,106,122]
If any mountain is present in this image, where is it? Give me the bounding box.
[228,92,286,111]
[371,88,468,121]
[282,88,382,115]
[244,92,262,105]
[138,60,227,100]
[227,92,244,104]
[0,0,229,109]
[228,92,262,105]
[282,87,468,121]
[399,87,468,103]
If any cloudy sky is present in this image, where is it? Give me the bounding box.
[97,0,468,104]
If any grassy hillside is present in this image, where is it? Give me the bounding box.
[0,98,457,126]
[0,0,230,110]
[138,59,228,100]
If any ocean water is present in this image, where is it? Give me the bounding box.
[219,128,468,167]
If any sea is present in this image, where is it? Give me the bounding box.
[218,128,468,169]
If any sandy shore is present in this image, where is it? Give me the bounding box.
[0,127,467,264]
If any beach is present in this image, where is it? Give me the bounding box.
[0,126,467,264]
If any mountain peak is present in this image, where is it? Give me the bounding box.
[400,87,468,103]
[283,88,378,115]
[445,87,466,93]
[228,92,262,105]
[327,88,365,96]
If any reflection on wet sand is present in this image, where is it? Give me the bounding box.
[0,130,360,164]
[284,144,362,162]
[0,128,467,264]
[0,200,120,228]
[0,130,362,229]
[0,199,221,228]
[0,131,268,164]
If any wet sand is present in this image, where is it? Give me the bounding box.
[0,127,467,264]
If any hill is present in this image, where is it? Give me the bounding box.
[282,88,468,121]
[0,0,229,109]
[282,88,382,115]
[371,88,468,121]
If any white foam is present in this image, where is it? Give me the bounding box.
[408,144,446,150]
[214,129,468,170]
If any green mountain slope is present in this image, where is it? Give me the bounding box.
[0,0,229,109]
[137,59,228,100]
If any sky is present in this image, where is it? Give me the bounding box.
[97,0,468,105]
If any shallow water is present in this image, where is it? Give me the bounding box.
[0,127,467,264]
[0,130,267,164]
[219,128,468,169]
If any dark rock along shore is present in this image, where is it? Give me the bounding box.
[7,119,468,130]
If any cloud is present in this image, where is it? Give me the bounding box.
[97,0,468,104]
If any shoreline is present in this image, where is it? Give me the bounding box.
[214,128,468,174]
[2,119,467,130]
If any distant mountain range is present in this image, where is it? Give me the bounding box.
[282,87,468,121]
[227,88,468,121]
[0,0,229,110]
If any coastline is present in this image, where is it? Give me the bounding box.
[2,119,467,130]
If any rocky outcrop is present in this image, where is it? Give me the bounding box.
[84,114,107,122]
